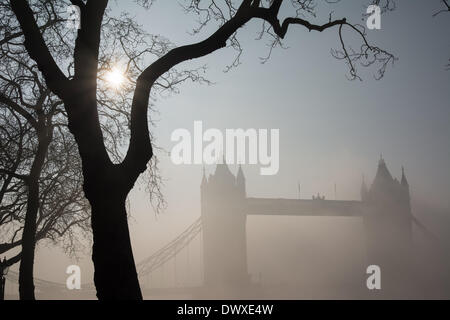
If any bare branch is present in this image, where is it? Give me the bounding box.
[9,0,70,98]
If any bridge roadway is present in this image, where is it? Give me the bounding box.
[245,198,365,217]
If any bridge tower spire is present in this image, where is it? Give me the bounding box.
[236,164,246,198]
[400,166,411,214]
[201,166,207,187]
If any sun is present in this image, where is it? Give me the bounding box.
[105,67,125,88]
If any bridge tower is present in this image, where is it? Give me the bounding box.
[362,157,414,296]
[201,163,249,287]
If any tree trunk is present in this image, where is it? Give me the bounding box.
[66,102,144,299]
[64,88,145,299]
[19,124,51,300]
[18,177,39,300]
[89,183,142,300]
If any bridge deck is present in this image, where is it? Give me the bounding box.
[245,198,364,217]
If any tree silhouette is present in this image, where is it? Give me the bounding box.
[432,0,450,69]
[433,0,450,17]
[1,0,205,299]
[9,0,394,299]
[0,1,92,299]
[0,107,90,272]
[0,1,90,299]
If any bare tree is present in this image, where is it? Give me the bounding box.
[0,108,90,263]
[0,60,66,300]
[0,2,91,297]
[9,0,394,299]
[1,0,205,299]
[0,109,29,268]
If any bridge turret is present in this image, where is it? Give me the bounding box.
[401,166,408,187]
[400,166,411,214]
[236,164,246,198]
[201,166,207,188]
[361,174,369,202]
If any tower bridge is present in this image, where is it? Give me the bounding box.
[200,156,413,291]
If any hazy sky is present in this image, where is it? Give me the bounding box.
[15,0,450,291]
[125,0,450,207]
